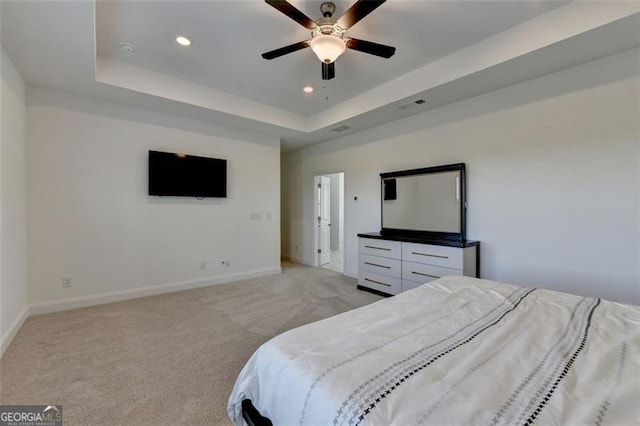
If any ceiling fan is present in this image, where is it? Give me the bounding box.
[261,0,396,81]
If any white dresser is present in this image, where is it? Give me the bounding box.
[358,234,479,296]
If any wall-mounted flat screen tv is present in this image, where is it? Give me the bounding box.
[148,150,227,198]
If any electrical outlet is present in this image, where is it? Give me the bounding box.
[200,262,206,270]
[62,277,72,288]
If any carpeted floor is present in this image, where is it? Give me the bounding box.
[0,262,381,425]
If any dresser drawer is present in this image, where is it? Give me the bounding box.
[358,271,401,295]
[402,261,462,283]
[402,242,462,269]
[359,254,401,278]
[359,238,401,259]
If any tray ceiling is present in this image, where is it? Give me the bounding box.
[2,1,639,151]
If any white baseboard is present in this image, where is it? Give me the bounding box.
[282,253,314,267]
[284,253,352,273]
[29,267,282,316]
[0,305,29,359]
[344,269,358,279]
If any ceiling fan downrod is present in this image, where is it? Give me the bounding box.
[320,2,336,18]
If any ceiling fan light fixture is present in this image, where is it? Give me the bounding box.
[310,34,346,64]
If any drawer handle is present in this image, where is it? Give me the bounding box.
[365,245,391,251]
[411,251,448,259]
[364,261,391,269]
[412,271,441,279]
[364,278,391,287]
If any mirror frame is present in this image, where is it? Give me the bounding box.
[380,163,466,242]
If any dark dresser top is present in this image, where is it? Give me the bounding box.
[358,232,479,248]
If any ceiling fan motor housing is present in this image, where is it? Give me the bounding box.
[313,2,344,37]
[312,19,344,37]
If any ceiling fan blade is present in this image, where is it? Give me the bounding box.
[346,38,395,58]
[262,41,310,60]
[338,0,386,30]
[265,0,316,29]
[322,62,335,80]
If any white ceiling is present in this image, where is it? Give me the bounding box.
[2,1,639,151]
[95,0,567,116]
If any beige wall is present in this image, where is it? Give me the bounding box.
[27,87,281,309]
[1,46,28,355]
[282,49,640,304]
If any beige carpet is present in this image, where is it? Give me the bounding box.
[0,262,381,425]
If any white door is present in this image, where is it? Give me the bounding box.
[318,176,331,265]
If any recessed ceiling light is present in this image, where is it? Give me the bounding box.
[303,86,314,94]
[176,36,191,47]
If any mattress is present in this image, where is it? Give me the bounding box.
[227,276,640,425]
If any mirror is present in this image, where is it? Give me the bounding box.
[381,163,466,241]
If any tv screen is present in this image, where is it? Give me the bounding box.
[148,150,227,198]
[383,178,397,200]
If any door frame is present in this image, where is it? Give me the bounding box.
[318,176,331,266]
[313,171,346,270]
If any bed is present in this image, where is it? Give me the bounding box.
[227,276,640,425]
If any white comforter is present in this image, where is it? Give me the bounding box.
[227,276,640,425]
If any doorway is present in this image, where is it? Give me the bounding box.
[314,172,344,273]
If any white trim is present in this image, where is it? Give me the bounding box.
[29,267,281,316]
[0,305,29,359]
[282,254,314,267]
[313,175,321,267]
[313,171,346,270]
[344,269,358,279]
